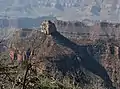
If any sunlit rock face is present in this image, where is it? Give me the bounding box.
[40,20,57,35]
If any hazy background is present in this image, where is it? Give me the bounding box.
[0,0,120,28]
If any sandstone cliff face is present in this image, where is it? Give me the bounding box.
[6,20,120,89]
[6,25,117,89]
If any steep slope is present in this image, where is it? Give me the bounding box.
[39,20,116,88]
[9,29,116,88]
[8,20,118,88]
[51,31,115,89]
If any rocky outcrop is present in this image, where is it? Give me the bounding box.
[40,20,57,35]
[8,20,119,89]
